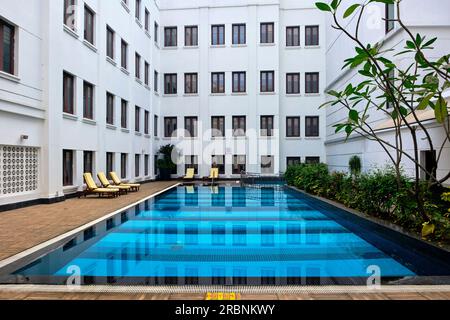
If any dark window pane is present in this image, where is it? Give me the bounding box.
[305,26,319,46]
[305,116,319,137]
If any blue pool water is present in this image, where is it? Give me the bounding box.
[3,185,428,285]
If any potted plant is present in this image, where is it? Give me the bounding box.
[156,144,177,180]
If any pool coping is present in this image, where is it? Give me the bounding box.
[0,183,181,272]
[0,284,449,295]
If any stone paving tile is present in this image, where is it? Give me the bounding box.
[0,181,177,261]
[384,292,428,300]
[348,292,390,300]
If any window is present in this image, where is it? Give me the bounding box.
[261,71,274,92]
[232,24,246,45]
[211,116,225,137]
[305,26,319,46]
[185,155,198,175]
[232,72,246,93]
[211,25,225,45]
[144,61,149,85]
[145,154,149,176]
[154,115,158,136]
[135,154,140,177]
[121,40,128,69]
[135,106,141,132]
[287,157,301,168]
[286,117,300,137]
[261,116,274,137]
[305,116,319,137]
[286,26,300,47]
[211,72,225,93]
[63,72,75,114]
[305,157,320,164]
[83,81,94,120]
[260,23,274,44]
[121,99,128,128]
[164,117,177,137]
[106,26,114,59]
[164,73,177,94]
[144,110,149,134]
[63,0,76,30]
[212,155,225,175]
[135,0,141,20]
[184,73,198,94]
[261,156,274,174]
[164,27,177,47]
[233,116,246,137]
[0,19,15,75]
[154,71,159,92]
[184,117,198,138]
[233,155,246,174]
[106,152,114,174]
[386,3,395,33]
[145,9,150,31]
[305,72,319,94]
[185,26,198,46]
[135,53,141,79]
[121,153,127,179]
[63,150,73,186]
[84,151,93,174]
[106,92,114,125]
[154,22,159,43]
[154,155,158,175]
[286,73,300,94]
[84,5,95,45]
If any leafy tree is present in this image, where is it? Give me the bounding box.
[316,0,450,224]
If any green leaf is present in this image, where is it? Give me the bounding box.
[434,96,448,123]
[406,40,416,49]
[417,93,434,110]
[330,0,339,10]
[422,37,437,48]
[315,2,332,11]
[343,4,360,18]
[349,110,359,123]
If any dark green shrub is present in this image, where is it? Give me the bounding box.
[349,155,362,177]
[285,163,449,242]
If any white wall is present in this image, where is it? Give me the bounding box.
[324,0,450,184]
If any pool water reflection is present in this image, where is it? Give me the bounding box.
[4,185,423,286]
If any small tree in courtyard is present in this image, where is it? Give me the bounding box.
[316,0,450,229]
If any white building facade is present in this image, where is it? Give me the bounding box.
[0,0,327,207]
[324,0,450,184]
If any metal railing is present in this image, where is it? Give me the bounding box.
[240,171,286,189]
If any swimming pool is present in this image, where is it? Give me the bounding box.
[1,185,449,286]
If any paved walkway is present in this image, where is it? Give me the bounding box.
[0,181,177,261]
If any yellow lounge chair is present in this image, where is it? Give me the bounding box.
[183,168,195,180]
[98,172,131,194]
[110,172,141,192]
[209,168,219,184]
[209,168,219,179]
[81,173,120,198]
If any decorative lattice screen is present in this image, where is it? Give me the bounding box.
[0,145,39,195]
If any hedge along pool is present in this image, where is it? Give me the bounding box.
[0,185,449,286]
